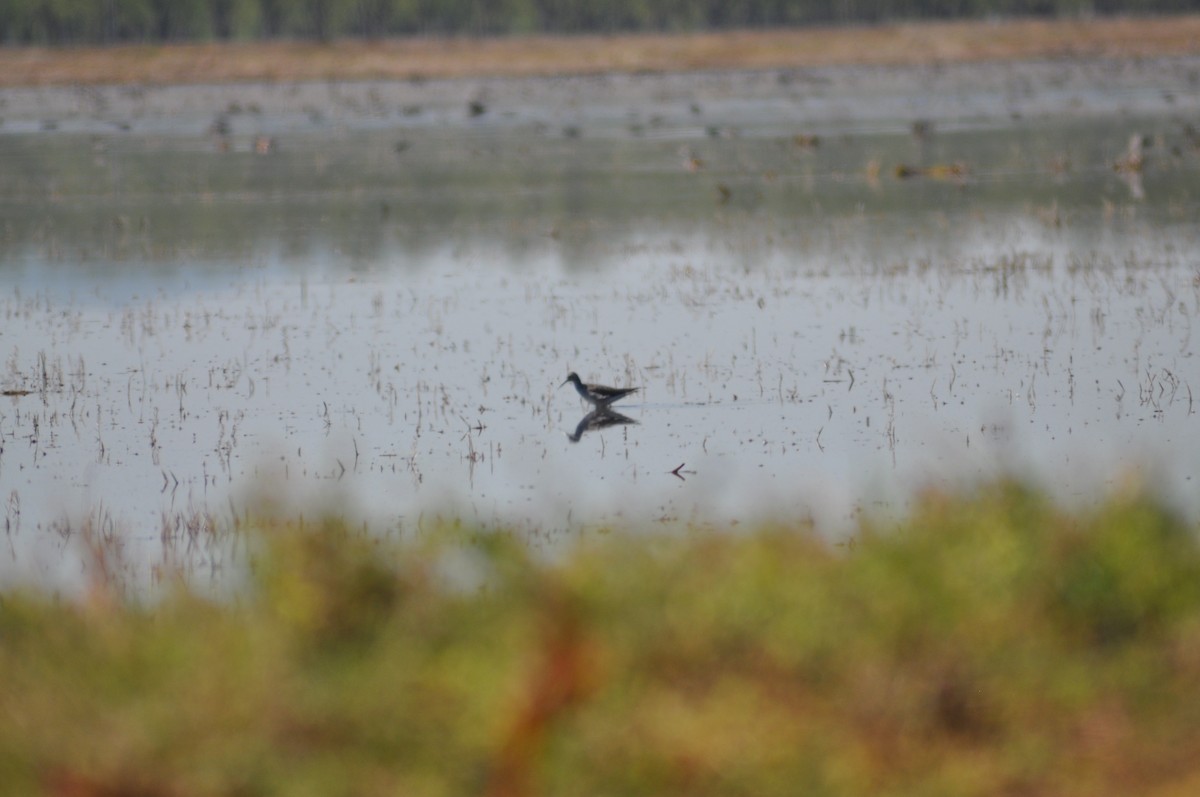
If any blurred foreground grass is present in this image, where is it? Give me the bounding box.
[3,480,1200,796]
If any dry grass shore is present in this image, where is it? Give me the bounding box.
[2,15,1200,87]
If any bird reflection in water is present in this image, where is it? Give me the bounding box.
[566,408,638,443]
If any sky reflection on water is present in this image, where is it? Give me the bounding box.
[3,216,1198,593]
[2,59,1200,591]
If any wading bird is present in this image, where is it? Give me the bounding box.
[560,372,639,408]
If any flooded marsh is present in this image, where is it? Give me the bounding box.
[2,57,1199,591]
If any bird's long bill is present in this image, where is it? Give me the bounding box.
[559,378,569,388]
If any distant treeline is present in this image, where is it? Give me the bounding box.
[1,0,1195,44]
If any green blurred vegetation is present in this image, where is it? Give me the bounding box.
[0,0,1197,44]
[2,480,1200,795]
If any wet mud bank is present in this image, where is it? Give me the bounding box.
[2,55,1198,137]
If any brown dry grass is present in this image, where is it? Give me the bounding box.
[2,15,1200,87]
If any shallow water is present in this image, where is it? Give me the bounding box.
[2,61,1199,592]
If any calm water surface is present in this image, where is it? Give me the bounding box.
[2,62,1199,591]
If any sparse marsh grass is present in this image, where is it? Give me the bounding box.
[3,230,1199,590]
[1,480,1199,796]
[3,54,1200,598]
